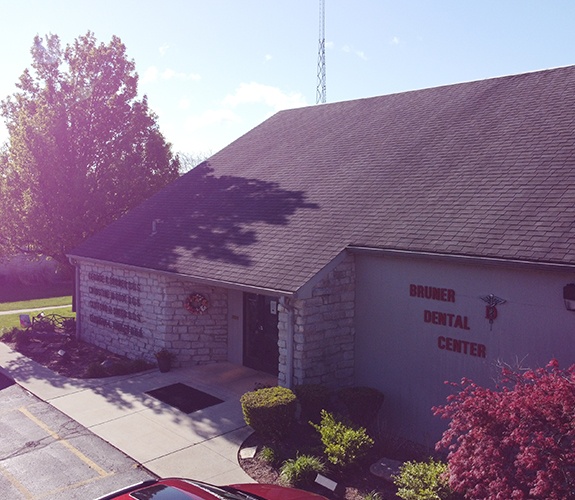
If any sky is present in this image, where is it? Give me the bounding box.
[1,1,575,157]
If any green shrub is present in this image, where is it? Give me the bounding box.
[259,445,280,466]
[337,386,384,428]
[14,329,31,348]
[240,386,297,440]
[312,410,374,470]
[294,384,331,423]
[393,458,453,500]
[363,491,383,500]
[2,327,19,342]
[61,317,76,333]
[280,454,326,487]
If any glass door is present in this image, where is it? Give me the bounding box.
[243,293,279,375]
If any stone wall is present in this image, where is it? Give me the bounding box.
[279,252,355,388]
[76,260,228,366]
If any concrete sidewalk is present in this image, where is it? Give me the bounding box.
[0,342,276,484]
[0,304,72,315]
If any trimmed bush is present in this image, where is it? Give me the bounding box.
[280,454,326,487]
[393,459,453,500]
[312,410,374,470]
[240,386,297,440]
[337,386,384,428]
[294,383,331,423]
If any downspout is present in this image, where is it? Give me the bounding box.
[68,257,81,340]
[279,296,294,388]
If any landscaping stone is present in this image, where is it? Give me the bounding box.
[370,457,403,483]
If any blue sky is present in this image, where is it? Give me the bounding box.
[1,1,575,156]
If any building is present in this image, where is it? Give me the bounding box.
[68,66,575,445]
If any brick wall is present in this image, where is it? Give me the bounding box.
[279,252,355,388]
[76,261,228,366]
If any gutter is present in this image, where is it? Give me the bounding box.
[347,246,575,272]
[67,255,296,297]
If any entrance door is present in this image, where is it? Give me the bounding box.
[243,293,279,375]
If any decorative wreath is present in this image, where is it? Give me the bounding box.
[184,293,209,315]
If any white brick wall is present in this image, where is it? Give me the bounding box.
[279,252,356,388]
[77,261,228,366]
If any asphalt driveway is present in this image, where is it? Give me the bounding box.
[0,375,154,499]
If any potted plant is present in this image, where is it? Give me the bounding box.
[155,349,175,373]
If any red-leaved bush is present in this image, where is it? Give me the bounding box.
[433,359,575,499]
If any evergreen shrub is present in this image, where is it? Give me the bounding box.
[294,383,331,423]
[240,386,297,440]
[337,386,384,428]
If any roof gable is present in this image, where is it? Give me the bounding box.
[70,66,575,292]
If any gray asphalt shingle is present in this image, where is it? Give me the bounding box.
[69,66,575,293]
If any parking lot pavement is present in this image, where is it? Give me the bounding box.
[0,371,14,390]
[0,383,155,499]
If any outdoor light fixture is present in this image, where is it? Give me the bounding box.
[563,284,575,311]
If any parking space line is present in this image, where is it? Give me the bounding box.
[0,463,34,499]
[19,407,109,477]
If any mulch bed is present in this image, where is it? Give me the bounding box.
[2,329,148,378]
[238,420,436,500]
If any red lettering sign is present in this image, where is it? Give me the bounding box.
[437,336,486,358]
[409,284,456,303]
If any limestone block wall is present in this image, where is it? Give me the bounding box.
[76,260,228,366]
[280,253,355,388]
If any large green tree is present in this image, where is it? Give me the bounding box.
[0,32,180,267]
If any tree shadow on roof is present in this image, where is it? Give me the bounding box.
[100,162,319,270]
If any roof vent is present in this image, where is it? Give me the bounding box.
[151,219,162,236]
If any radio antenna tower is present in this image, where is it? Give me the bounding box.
[316,0,326,104]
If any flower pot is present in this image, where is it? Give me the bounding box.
[157,357,171,373]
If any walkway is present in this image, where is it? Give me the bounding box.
[0,342,276,484]
[0,304,72,316]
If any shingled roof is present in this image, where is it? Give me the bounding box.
[69,65,575,293]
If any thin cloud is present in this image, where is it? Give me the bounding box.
[141,66,200,83]
[159,43,170,56]
[391,36,400,45]
[179,98,191,109]
[161,68,201,81]
[342,44,367,60]
[222,82,307,111]
[184,108,241,131]
[141,65,159,83]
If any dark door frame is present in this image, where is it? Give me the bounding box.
[243,292,279,376]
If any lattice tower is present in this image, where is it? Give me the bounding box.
[316,0,326,104]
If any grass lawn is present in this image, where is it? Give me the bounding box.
[0,305,75,334]
[0,295,72,312]
[0,282,75,334]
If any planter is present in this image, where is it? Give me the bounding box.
[157,357,171,373]
[155,349,175,373]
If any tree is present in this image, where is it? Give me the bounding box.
[177,150,212,174]
[433,360,575,499]
[0,32,179,267]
